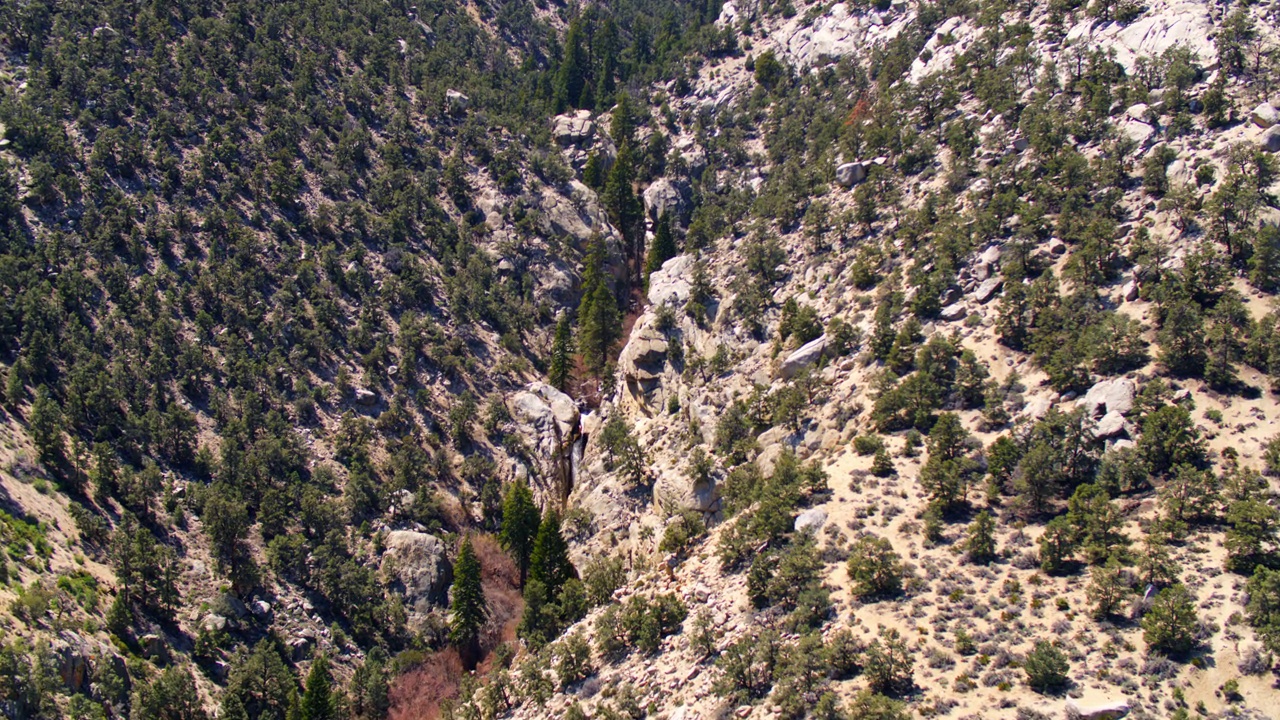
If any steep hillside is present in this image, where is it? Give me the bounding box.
[1,0,1280,719]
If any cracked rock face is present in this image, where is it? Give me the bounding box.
[380,531,452,627]
[510,382,582,503]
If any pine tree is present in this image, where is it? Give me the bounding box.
[222,640,298,720]
[965,511,997,564]
[450,537,488,667]
[548,316,573,391]
[644,215,677,285]
[530,511,575,595]
[29,385,65,465]
[579,277,621,378]
[349,647,390,720]
[603,145,644,275]
[500,480,542,586]
[553,18,589,112]
[301,655,334,720]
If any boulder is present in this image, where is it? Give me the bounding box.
[643,177,692,225]
[287,635,314,662]
[141,634,168,664]
[979,244,1002,266]
[795,507,828,533]
[381,531,453,622]
[778,335,828,379]
[50,631,95,693]
[509,382,581,502]
[1121,279,1139,301]
[353,388,378,406]
[1253,102,1279,129]
[552,112,595,145]
[1262,126,1280,153]
[647,255,695,307]
[1120,119,1155,146]
[445,89,470,113]
[974,277,1003,303]
[939,303,968,321]
[1125,103,1149,122]
[1022,397,1053,420]
[620,325,669,379]
[835,162,866,187]
[202,613,228,632]
[1094,411,1129,439]
[1079,378,1136,418]
[1066,699,1130,720]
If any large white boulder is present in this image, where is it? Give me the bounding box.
[381,531,452,623]
[643,177,692,224]
[1066,699,1130,720]
[836,161,867,187]
[553,111,595,145]
[778,335,829,379]
[1253,102,1279,129]
[1078,378,1136,418]
[647,254,696,307]
[1263,126,1280,153]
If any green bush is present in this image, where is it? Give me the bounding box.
[847,535,904,598]
[1023,640,1069,691]
[1143,585,1200,656]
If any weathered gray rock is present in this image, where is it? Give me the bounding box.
[1125,103,1149,122]
[974,277,1003,303]
[647,255,695,307]
[643,177,692,225]
[1253,102,1279,129]
[1022,397,1053,420]
[979,244,1002,266]
[939,303,968,321]
[445,89,470,113]
[1122,279,1139,301]
[1066,699,1130,720]
[353,388,378,406]
[620,325,669,380]
[509,382,581,502]
[381,531,452,623]
[1262,126,1280,153]
[1094,411,1128,439]
[202,613,228,632]
[779,335,828,379]
[794,507,828,533]
[1079,378,1136,418]
[287,635,314,662]
[1120,119,1155,146]
[51,631,95,693]
[553,112,595,145]
[141,634,168,663]
[1066,4,1217,75]
[836,162,866,187]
